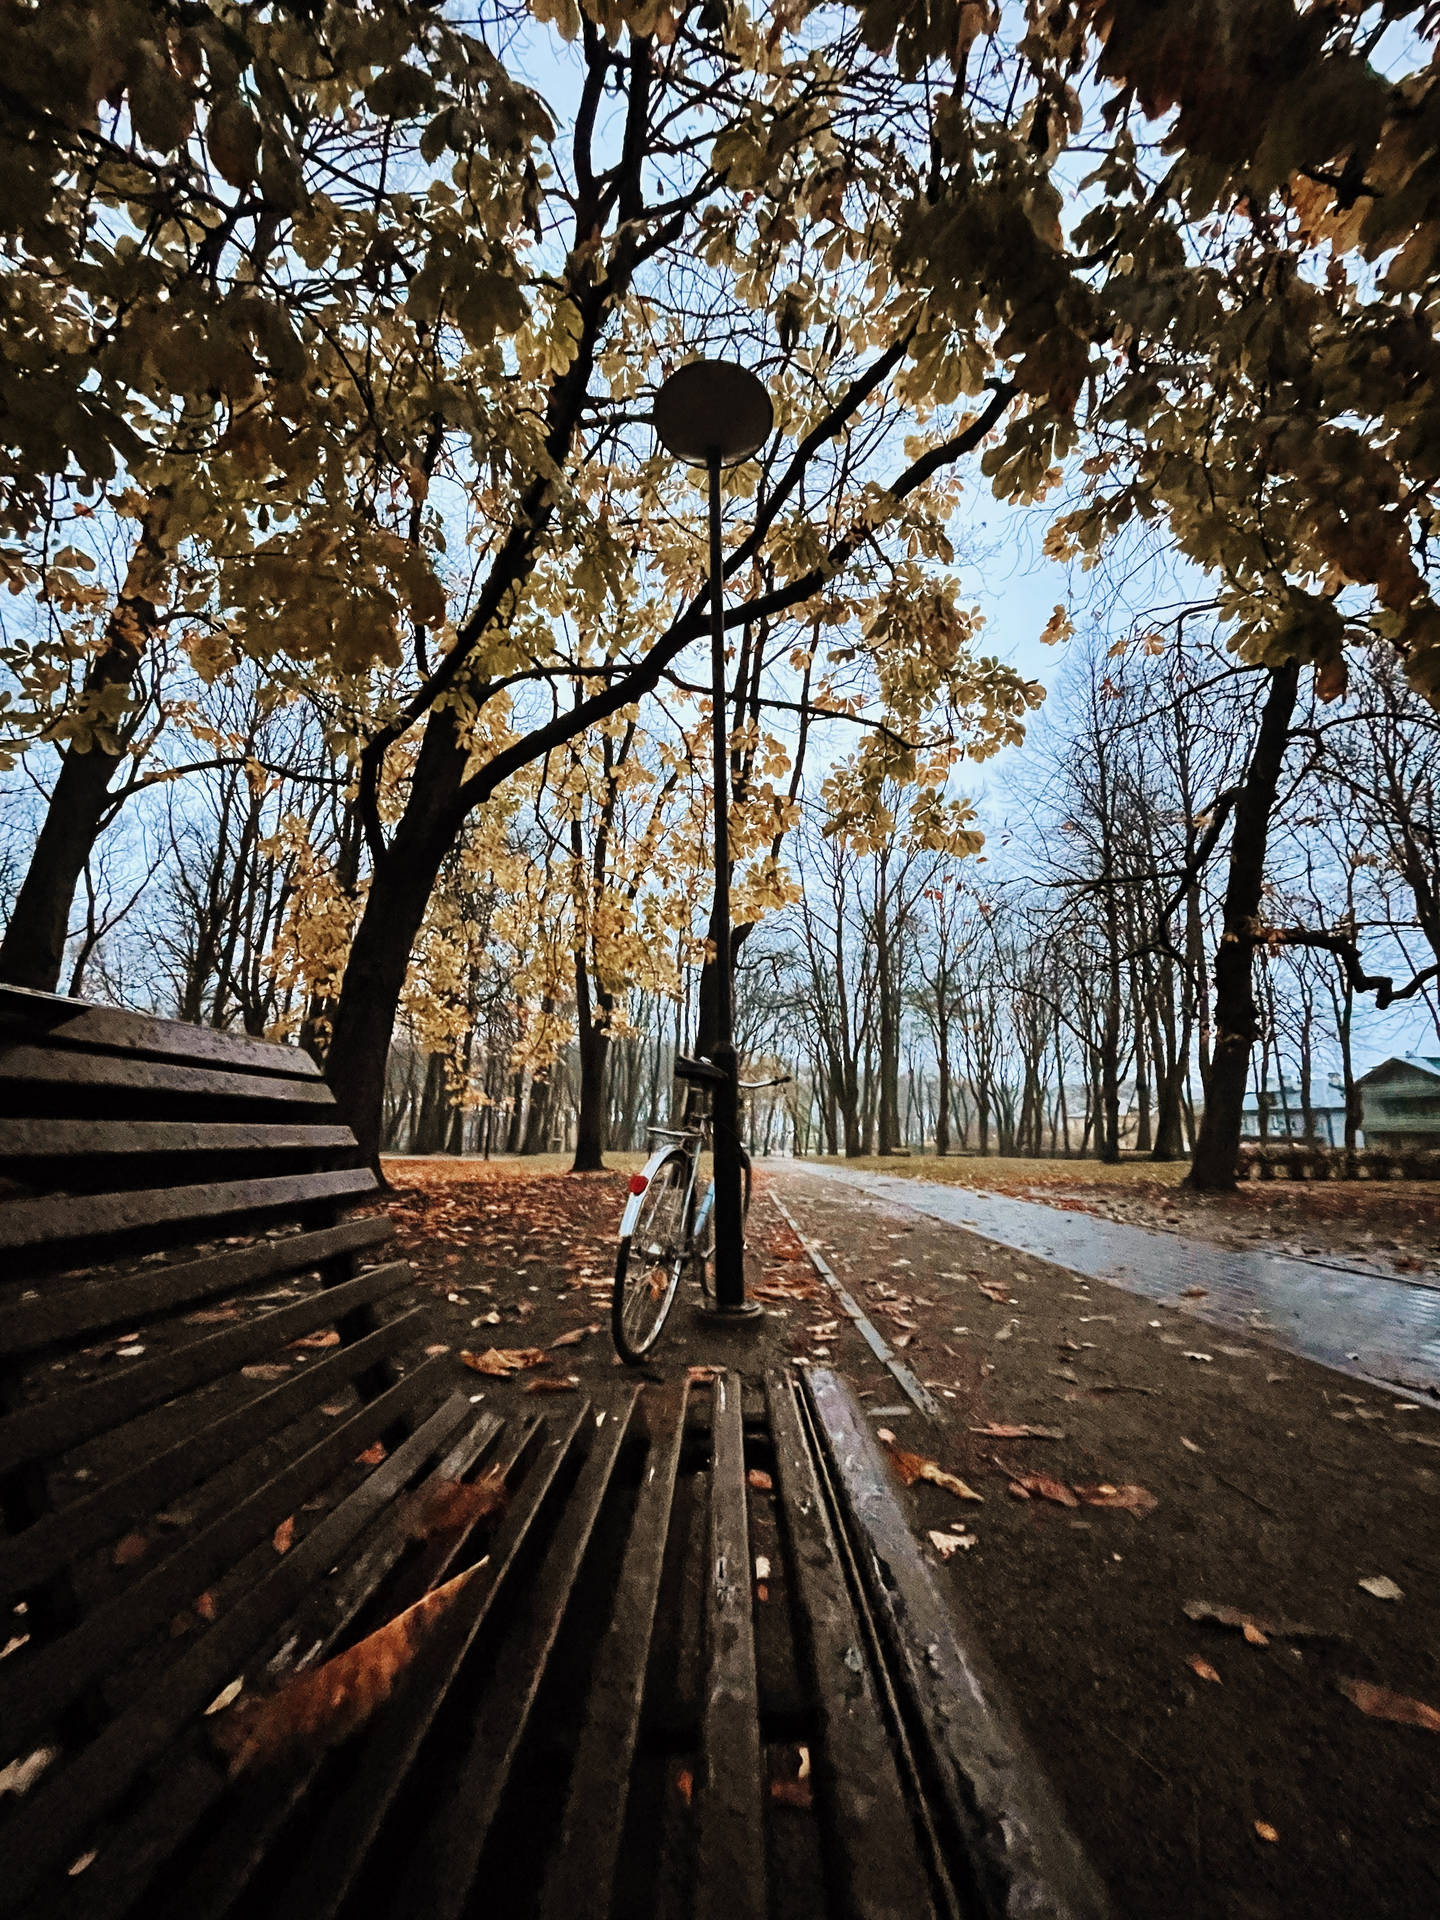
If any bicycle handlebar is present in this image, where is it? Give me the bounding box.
[738,1075,792,1091]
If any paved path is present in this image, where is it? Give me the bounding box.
[789,1165,1440,1401]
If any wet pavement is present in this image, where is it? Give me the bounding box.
[785,1165,1440,1402]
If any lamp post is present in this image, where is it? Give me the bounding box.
[653,360,773,1317]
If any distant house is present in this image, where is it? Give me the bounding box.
[1356,1056,1440,1150]
[1240,1077,1349,1146]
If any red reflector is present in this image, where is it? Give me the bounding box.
[628,1173,649,1195]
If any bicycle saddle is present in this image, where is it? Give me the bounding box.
[673,1052,727,1084]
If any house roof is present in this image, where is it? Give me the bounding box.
[1355,1055,1440,1088]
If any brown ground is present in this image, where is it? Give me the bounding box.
[381,1154,1440,1920]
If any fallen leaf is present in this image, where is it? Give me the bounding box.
[424,1344,451,1358]
[240,1363,290,1382]
[210,1563,480,1775]
[196,1591,218,1623]
[288,1330,341,1351]
[1254,1821,1279,1844]
[686,1364,724,1382]
[747,1469,773,1492]
[1181,1286,1209,1299]
[676,1767,693,1806]
[524,1375,581,1394]
[928,1529,978,1558]
[754,1556,772,1580]
[1359,1575,1404,1602]
[1242,1621,1269,1647]
[113,1532,149,1567]
[770,1776,813,1808]
[205,1678,244,1716]
[1180,1437,1201,1453]
[355,1442,386,1467]
[459,1347,547,1377]
[1009,1474,1078,1508]
[1188,1656,1222,1684]
[888,1447,984,1501]
[1183,1352,1213,1364]
[1338,1676,1440,1733]
[68,1852,97,1877]
[272,1516,295,1555]
[550,1323,602,1348]
[402,1473,507,1544]
[970,1423,1064,1441]
[1075,1483,1158,1517]
[976,1280,1009,1303]
[0,1747,57,1797]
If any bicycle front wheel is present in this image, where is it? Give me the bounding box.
[613,1150,691,1363]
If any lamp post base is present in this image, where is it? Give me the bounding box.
[695,1300,765,1327]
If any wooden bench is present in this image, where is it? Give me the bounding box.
[1,986,1107,1920]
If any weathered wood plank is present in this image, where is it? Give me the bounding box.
[0,1389,474,1914]
[0,986,322,1078]
[0,1120,355,1159]
[765,1369,937,1920]
[0,1314,424,1598]
[0,1362,446,1752]
[0,1216,391,1358]
[0,1258,413,1475]
[0,1167,375,1255]
[539,1383,689,1920]
[0,1046,336,1108]
[695,1371,766,1920]
[397,1393,639,1920]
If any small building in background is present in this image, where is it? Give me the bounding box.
[1355,1056,1440,1150]
[1240,1077,1350,1146]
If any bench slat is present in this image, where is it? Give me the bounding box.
[539,1382,690,1920]
[0,1045,336,1107]
[0,986,322,1079]
[0,1361,446,1753]
[0,1389,475,1913]
[0,1121,355,1159]
[396,1392,639,1920]
[1,1168,375,1257]
[0,1216,392,1358]
[766,1369,938,1920]
[36,1412,508,1920]
[150,1415,533,1920]
[0,1258,413,1474]
[260,1407,592,1920]
[695,1371,767,1920]
[1,1314,426,1599]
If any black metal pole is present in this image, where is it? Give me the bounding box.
[707,448,746,1309]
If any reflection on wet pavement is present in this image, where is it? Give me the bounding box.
[796,1166,1440,1402]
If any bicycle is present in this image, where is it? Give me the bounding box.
[611,1054,787,1364]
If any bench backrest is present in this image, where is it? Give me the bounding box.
[0,986,460,1844]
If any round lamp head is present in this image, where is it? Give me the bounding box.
[653,359,773,468]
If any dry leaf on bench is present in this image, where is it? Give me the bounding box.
[459,1347,547,1377]
[1008,1474,1078,1508]
[272,1516,294,1555]
[355,1442,386,1467]
[1254,1821,1279,1844]
[747,1469,773,1492]
[1338,1676,1440,1733]
[1188,1656,1222,1685]
[209,1561,480,1777]
[888,1447,983,1502]
[113,1532,149,1567]
[288,1331,340,1351]
[1358,1575,1404,1602]
[525,1374,580,1394]
[403,1473,506,1545]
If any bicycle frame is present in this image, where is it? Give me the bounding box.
[617,1085,710,1257]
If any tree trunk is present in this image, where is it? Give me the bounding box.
[571,951,610,1173]
[1189,663,1301,1191]
[935,1026,951,1157]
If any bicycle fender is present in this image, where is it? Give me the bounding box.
[618,1146,680,1237]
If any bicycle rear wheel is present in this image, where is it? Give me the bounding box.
[613,1149,690,1362]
